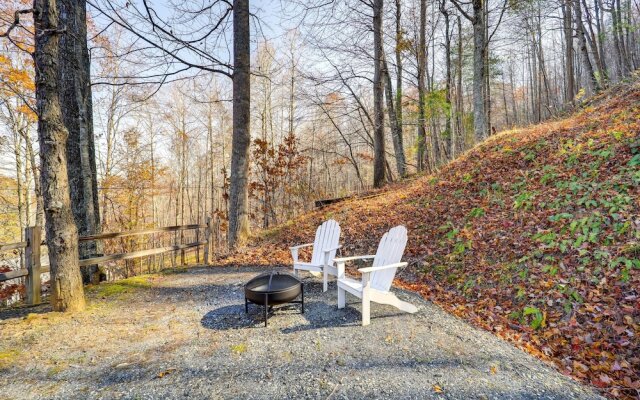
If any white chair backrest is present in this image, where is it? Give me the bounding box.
[310,219,341,266]
[370,226,408,292]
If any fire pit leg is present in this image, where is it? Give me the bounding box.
[244,297,248,313]
[301,283,304,314]
[264,295,269,327]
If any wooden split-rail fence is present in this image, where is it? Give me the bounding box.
[0,219,213,305]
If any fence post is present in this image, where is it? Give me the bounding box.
[204,217,211,265]
[195,226,200,264]
[180,228,185,266]
[25,226,42,305]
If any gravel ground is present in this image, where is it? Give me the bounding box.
[0,265,603,400]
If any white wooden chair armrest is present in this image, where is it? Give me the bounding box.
[290,243,313,262]
[322,245,342,265]
[358,262,408,273]
[333,255,375,263]
[335,255,375,279]
[322,245,342,253]
[289,243,314,250]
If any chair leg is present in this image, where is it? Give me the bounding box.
[293,267,299,277]
[377,292,419,314]
[323,268,328,292]
[361,290,371,326]
[337,286,346,309]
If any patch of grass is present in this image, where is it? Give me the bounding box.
[0,350,20,370]
[90,275,156,298]
[230,343,247,354]
[46,364,67,377]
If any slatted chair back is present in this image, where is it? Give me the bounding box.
[370,226,408,292]
[309,219,341,266]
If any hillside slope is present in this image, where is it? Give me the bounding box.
[219,82,640,398]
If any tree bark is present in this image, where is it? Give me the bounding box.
[57,0,101,284]
[229,0,251,247]
[574,0,598,93]
[373,0,386,188]
[562,0,575,104]
[34,0,86,312]
[416,0,427,172]
[382,55,405,179]
[472,0,487,142]
[393,0,407,177]
[441,0,453,158]
[456,16,464,152]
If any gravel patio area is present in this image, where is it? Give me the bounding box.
[0,265,602,399]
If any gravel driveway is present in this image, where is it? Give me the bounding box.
[0,266,602,399]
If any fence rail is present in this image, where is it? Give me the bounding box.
[0,219,212,305]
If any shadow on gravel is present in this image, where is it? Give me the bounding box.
[0,302,51,321]
[200,302,306,330]
[200,298,408,333]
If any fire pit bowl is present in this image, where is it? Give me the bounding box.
[244,272,304,326]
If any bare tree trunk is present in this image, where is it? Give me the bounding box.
[229,0,251,247]
[34,0,86,312]
[562,0,575,104]
[456,16,464,152]
[472,0,488,141]
[373,0,386,187]
[417,0,427,171]
[22,129,44,227]
[574,0,598,93]
[382,55,406,178]
[58,0,101,284]
[394,0,406,176]
[441,0,453,158]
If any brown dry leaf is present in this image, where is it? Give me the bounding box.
[157,368,177,378]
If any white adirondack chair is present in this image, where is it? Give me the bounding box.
[290,219,341,292]
[335,226,418,326]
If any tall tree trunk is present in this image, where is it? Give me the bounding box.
[441,0,453,158]
[562,0,575,104]
[574,0,598,93]
[594,0,609,84]
[394,0,407,177]
[229,0,251,247]
[456,16,464,152]
[382,56,406,178]
[416,0,427,171]
[58,0,101,284]
[373,0,386,187]
[472,0,487,142]
[22,128,44,227]
[34,0,86,312]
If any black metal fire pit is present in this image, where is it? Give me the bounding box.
[244,271,304,326]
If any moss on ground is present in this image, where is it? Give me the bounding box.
[0,350,20,370]
[88,275,157,298]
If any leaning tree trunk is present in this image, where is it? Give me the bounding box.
[229,0,251,247]
[34,0,86,312]
[373,0,386,188]
[58,0,101,284]
[574,0,598,93]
